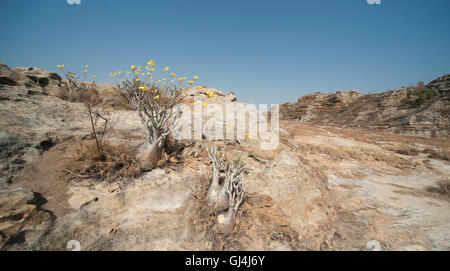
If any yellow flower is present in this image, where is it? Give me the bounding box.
[163,67,169,72]
[104,83,108,86]
[246,133,252,139]
[203,103,208,107]
[208,92,214,98]
[147,60,155,66]
[69,73,74,77]
[141,73,145,76]
[138,86,149,91]
[136,78,140,82]
[57,64,65,69]
[147,72,150,75]
[151,68,155,72]
[178,77,186,83]
[131,65,136,70]
[85,64,88,68]
[154,88,158,92]
[92,75,97,78]
[118,70,123,75]
[171,73,176,78]
[138,66,142,69]
[155,95,160,100]
[188,81,195,85]
[110,73,114,77]
[85,70,88,73]
[194,75,199,80]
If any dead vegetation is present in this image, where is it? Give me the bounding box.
[426,179,450,199]
[66,140,143,183]
[423,148,450,161]
[388,181,450,202]
[392,147,419,156]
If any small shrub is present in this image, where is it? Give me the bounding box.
[57,64,100,104]
[414,86,436,106]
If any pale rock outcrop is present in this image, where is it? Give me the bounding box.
[280,77,450,137]
[0,187,54,250]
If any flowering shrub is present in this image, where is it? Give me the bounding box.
[109,60,199,167]
[57,64,99,104]
[57,64,107,153]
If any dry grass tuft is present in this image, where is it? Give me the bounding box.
[67,140,143,183]
[427,179,450,198]
[393,148,419,156]
[423,148,450,161]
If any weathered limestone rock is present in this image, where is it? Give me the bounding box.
[0,187,54,250]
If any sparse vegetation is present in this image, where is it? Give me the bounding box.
[66,140,142,183]
[414,85,436,106]
[426,179,450,199]
[57,64,109,154]
[57,64,100,104]
[384,145,419,156]
[423,148,450,161]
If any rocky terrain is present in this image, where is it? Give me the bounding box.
[279,75,450,138]
[0,62,449,251]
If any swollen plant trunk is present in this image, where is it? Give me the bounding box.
[136,141,162,169]
[217,209,237,236]
[206,181,229,214]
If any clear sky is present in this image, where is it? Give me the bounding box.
[0,0,449,105]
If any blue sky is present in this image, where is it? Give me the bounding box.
[0,0,449,105]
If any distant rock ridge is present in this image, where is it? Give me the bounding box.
[280,76,450,138]
[427,74,450,94]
